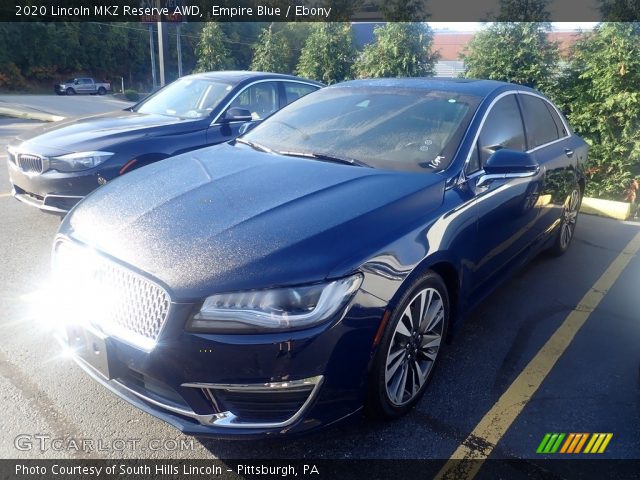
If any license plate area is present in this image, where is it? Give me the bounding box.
[67,325,113,380]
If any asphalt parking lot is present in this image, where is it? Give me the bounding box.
[0,103,638,471]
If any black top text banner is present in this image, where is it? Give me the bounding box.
[5,0,640,23]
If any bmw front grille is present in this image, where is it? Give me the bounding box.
[17,153,46,174]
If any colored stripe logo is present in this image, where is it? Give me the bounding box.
[537,433,612,454]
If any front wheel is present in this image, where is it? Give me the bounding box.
[366,271,449,418]
[549,186,582,256]
[66,87,76,95]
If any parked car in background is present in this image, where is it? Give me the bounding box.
[54,77,112,95]
[52,79,587,438]
[9,71,322,213]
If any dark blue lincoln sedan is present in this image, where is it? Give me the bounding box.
[8,71,321,213]
[52,78,587,438]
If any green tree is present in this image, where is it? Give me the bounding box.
[354,23,438,78]
[296,23,356,84]
[494,0,551,21]
[381,0,427,21]
[195,22,232,72]
[272,23,313,73]
[599,0,640,21]
[250,24,291,73]
[557,23,640,199]
[461,23,559,91]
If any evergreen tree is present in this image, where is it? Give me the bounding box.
[354,23,438,78]
[461,23,559,91]
[557,23,640,199]
[296,23,355,84]
[194,22,231,72]
[250,24,291,73]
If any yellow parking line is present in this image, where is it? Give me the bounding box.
[436,232,640,480]
[0,193,11,198]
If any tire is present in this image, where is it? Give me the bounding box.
[549,186,582,256]
[366,270,449,419]
[97,87,106,95]
[66,87,76,95]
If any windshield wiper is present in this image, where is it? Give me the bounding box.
[277,150,370,168]
[235,138,274,154]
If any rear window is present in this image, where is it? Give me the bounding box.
[519,94,561,149]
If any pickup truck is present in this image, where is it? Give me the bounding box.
[54,77,111,96]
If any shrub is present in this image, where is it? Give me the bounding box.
[0,63,26,90]
[124,89,139,101]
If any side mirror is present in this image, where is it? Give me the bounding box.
[74,80,80,85]
[238,120,260,135]
[477,149,539,189]
[484,149,538,175]
[224,107,252,123]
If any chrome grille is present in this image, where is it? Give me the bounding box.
[54,240,171,350]
[17,153,45,174]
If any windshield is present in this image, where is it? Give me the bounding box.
[243,86,481,172]
[134,78,233,119]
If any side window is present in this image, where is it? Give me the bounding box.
[519,94,561,148]
[80,78,91,85]
[477,94,526,166]
[227,82,279,120]
[283,83,318,106]
[544,101,568,138]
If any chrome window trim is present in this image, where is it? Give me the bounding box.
[455,90,572,187]
[210,78,321,126]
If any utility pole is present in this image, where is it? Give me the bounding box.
[148,24,157,90]
[157,21,168,87]
[176,23,183,78]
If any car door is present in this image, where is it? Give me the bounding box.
[465,93,544,296]
[518,93,575,239]
[207,81,281,145]
[77,78,92,94]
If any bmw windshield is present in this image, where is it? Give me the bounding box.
[134,78,233,119]
[242,86,481,172]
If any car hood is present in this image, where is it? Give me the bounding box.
[61,143,445,300]
[12,110,205,156]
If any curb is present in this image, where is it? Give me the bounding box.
[0,105,65,122]
[580,197,633,221]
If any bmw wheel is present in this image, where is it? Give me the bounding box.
[550,186,582,256]
[367,271,449,418]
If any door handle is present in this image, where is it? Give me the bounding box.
[564,148,574,158]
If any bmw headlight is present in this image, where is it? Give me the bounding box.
[50,151,114,172]
[187,274,363,333]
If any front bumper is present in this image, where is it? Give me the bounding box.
[56,294,385,439]
[7,157,118,213]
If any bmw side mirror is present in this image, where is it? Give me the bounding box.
[224,107,253,123]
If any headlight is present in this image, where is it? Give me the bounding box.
[50,151,114,172]
[187,274,363,333]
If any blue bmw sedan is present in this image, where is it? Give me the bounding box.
[52,78,587,438]
[8,71,321,214]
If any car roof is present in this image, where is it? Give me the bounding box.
[330,78,537,97]
[184,70,324,86]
